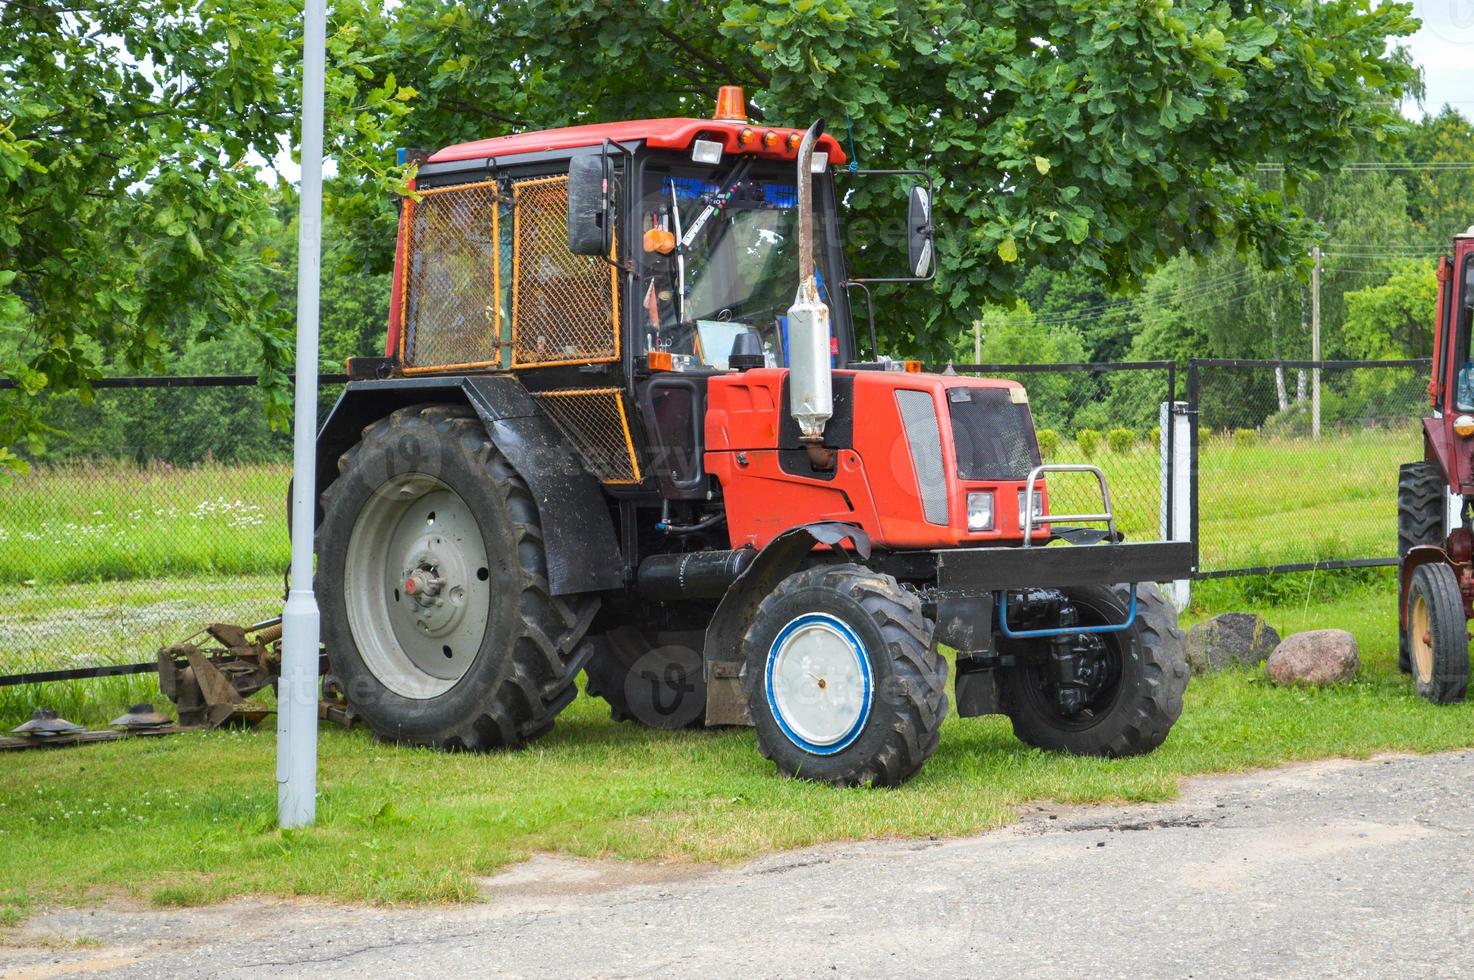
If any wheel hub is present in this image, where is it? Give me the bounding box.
[344,475,492,700]
[401,552,468,636]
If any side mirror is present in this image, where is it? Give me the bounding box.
[907,185,934,279]
[567,155,608,256]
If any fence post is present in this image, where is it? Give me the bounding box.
[1160,401,1192,610]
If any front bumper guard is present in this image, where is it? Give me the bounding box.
[944,464,1189,640]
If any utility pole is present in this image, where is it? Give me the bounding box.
[973,320,982,366]
[1311,244,1321,442]
[278,0,326,829]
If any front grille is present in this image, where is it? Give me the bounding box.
[948,387,1041,480]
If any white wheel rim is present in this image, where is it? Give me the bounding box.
[765,612,873,755]
[344,474,492,700]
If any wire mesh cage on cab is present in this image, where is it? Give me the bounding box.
[396,175,620,373]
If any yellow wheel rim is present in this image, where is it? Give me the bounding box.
[1411,591,1435,685]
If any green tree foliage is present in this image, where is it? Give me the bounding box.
[0,0,1426,466]
[1342,260,1438,359]
[371,0,1417,355]
[1390,107,1474,239]
[0,0,412,467]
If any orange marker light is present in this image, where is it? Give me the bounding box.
[785,132,801,152]
[903,359,923,373]
[714,85,747,122]
[648,350,675,371]
[738,127,756,146]
[762,129,779,149]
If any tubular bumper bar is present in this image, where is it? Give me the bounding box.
[947,464,1187,639]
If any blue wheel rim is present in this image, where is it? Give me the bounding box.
[765,612,874,756]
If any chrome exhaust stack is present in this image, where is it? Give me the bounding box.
[787,119,834,466]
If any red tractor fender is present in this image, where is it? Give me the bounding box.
[1400,544,1455,629]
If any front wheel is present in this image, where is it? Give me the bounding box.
[1001,582,1187,757]
[1406,562,1469,704]
[742,564,949,787]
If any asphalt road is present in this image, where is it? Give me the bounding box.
[5,751,1474,979]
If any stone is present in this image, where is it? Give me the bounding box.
[1186,613,1281,674]
[1265,630,1360,686]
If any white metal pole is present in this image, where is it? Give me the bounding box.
[1311,244,1321,442]
[1171,402,1192,610]
[277,0,326,829]
[1160,401,1192,611]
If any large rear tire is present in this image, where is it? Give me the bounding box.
[1398,462,1446,674]
[1406,562,1469,704]
[317,404,598,750]
[582,626,708,729]
[1001,582,1187,757]
[741,564,948,787]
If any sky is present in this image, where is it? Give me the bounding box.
[1405,0,1474,117]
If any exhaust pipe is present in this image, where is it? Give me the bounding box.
[787,119,833,467]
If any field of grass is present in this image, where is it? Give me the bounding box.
[0,460,289,587]
[2,578,1470,927]
[0,577,281,729]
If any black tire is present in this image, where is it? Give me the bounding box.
[583,627,707,729]
[1398,462,1446,674]
[741,564,948,787]
[1406,562,1469,704]
[317,403,598,750]
[1001,582,1187,757]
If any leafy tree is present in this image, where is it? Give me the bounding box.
[0,0,412,468]
[0,0,1425,468]
[371,0,1416,358]
[1389,107,1474,239]
[1342,260,1438,359]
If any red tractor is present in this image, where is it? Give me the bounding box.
[313,87,1191,785]
[1399,225,1474,704]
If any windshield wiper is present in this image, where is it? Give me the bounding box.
[678,156,755,251]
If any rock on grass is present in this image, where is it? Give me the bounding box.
[1266,630,1360,686]
[1187,613,1281,674]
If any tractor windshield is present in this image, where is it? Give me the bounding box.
[637,163,838,369]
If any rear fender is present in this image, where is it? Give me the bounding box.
[702,521,870,726]
[315,376,623,596]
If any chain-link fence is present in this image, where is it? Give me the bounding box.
[0,376,344,690]
[7,358,1432,695]
[946,362,1178,545]
[1187,358,1431,577]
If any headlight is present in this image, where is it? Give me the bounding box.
[1017,490,1044,524]
[967,491,995,531]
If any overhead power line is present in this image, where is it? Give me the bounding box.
[1256,161,1474,172]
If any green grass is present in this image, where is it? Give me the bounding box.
[0,460,289,586]
[2,579,1471,926]
[0,577,283,730]
[1042,424,1417,571]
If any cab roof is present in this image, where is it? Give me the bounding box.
[427,117,848,166]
